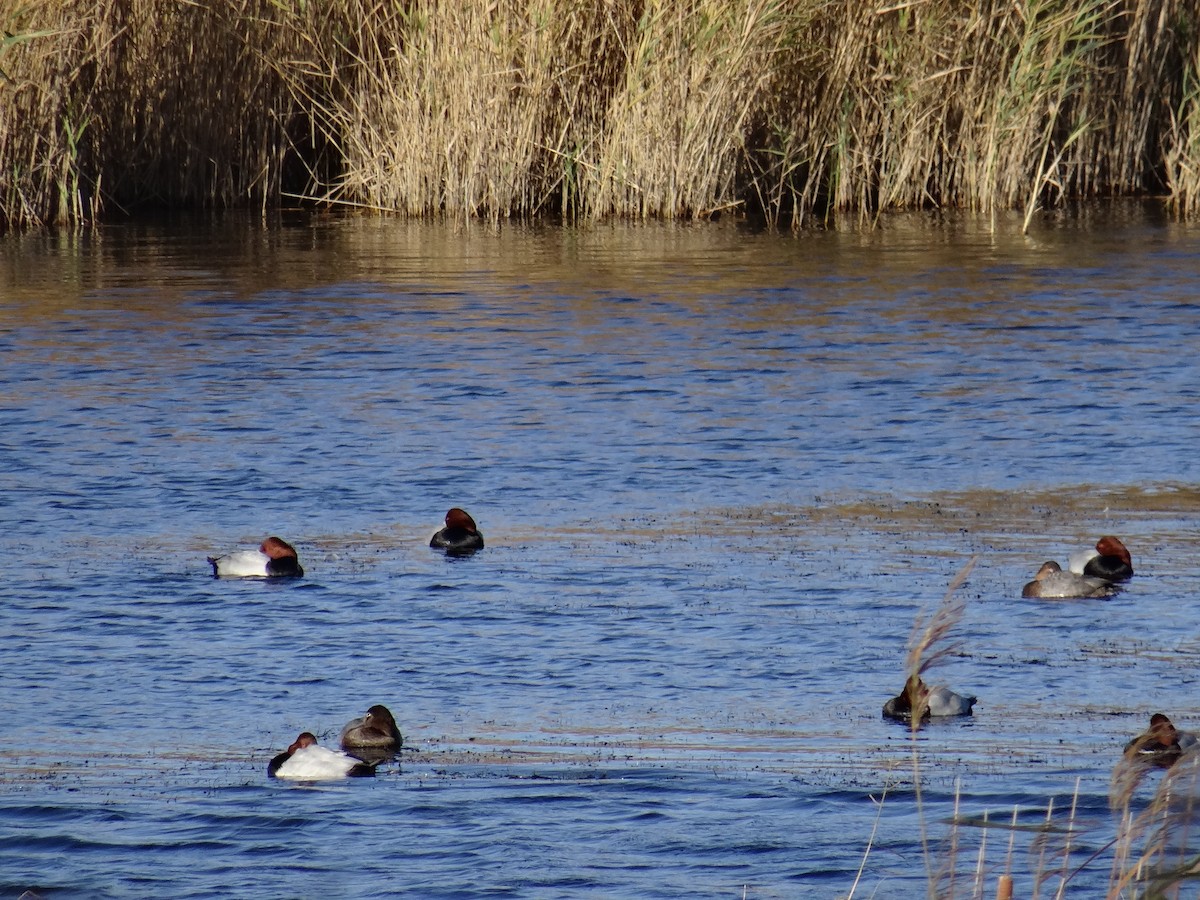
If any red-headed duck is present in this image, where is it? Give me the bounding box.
[883,674,976,721]
[1021,561,1116,599]
[208,536,304,578]
[267,732,376,779]
[340,704,403,763]
[429,508,484,555]
[1068,535,1133,582]
[1124,714,1199,767]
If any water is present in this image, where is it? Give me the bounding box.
[2,206,1200,898]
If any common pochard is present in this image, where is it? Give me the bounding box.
[209,536,304,578]
[429,508,484,555]
[1124,713,1199,766]
[883,674,976,720]
[267,732,376,779]
[340,704,403,763]
[1067,535,1133,582]
[1021,561,1117,599]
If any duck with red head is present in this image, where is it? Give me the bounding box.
[883,673,976,721]
[267,732,376,779]
[1124,713,1198,767]
[429,508,484,556]
[1021,561,1117,599]
[208,536,304,578]
[1068,535,1133,582]
[340,704,403,764]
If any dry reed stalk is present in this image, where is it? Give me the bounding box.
[1034,801,1055,899]
[288,0,622,219]
[1108,751,1200,898]
[1166,34,1200,216]
[0,0,310,227]
[5,0,1200,227]
[1005,805,1019,887]
[972,808,989,900]
[585,0,807,220]
[947,777,964,898]
[1055,778,1082,898]
[845,781,891,900]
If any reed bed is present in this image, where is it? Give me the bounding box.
[2,0,1200,229]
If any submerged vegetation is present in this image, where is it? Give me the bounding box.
[2,0,1200,229]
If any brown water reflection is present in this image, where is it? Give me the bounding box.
[1,202,1189,310]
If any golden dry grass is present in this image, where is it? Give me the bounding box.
[2,0,1200,229]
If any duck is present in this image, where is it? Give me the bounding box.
[340,704,403,763]
[1124,713,1199,767]
[429,508,484,555]
[1067,535,1134,582]
[882,674,976,721]
[208,536,304,578]
[267,732,376,779]
[1021,561,1117,599]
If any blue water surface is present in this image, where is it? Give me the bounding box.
[2,208,1200,898]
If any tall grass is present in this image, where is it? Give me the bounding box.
[0,1,308,227]
[3,0,1200,229]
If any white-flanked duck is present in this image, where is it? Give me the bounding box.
[267,732,376,779]
[1068,535,1134,582]
[209,536,304,578]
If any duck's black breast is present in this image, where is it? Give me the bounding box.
[430,527,484,554]
[266,558,304,577]
[1083,556,1132,582]
[267,750,292,777]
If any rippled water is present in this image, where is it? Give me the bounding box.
[2,207,1200,898]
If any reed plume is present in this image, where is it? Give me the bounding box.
[900,557,974,721]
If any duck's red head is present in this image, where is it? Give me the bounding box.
[445,508,478,533]
[261,536,299,559]
[1095,535,1131,565]
[288,732,318,753]
[1149,713,1177,744]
